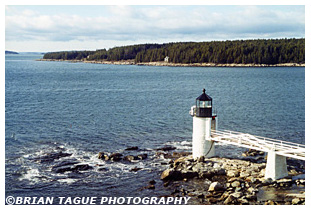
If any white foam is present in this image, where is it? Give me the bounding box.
[57,178,77,184]
[18,168,41,183]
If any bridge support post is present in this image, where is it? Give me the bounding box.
[265,151,288,180]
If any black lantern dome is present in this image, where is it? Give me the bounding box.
[195,89,212,117]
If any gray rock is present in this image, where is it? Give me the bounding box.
[98,152,109,160]
[247,187,258,194]
[292,198,301,205]
[181,170,198,179]
[98,167,109,172]
[156,146,176,151]
[34,151,72,163]
[109,153,123,161]
[160,168,182,181]
[238,198,249,204]
[123,155,137,162]
[199,169,214,179]
[265,200,277,205]
[130,166,142,172]
[149,180,156,185]
[51,159,79,172]
[231,180,241,188]
[276,178,293,184]
[125,146,139,150]
[231,192,243,199]
[73,164,93,171]
[227,170,240,177]
[208,182,225,192]
[223,195,236,205]
[235,187,242,192]
[53,164,93,173]
[239,171,250,178]
[245,194,257,200]
[137,153,148,160]
[197,156,205,162]
[214,168,226,175]
[263,178,274,186]
[145,184,155,189]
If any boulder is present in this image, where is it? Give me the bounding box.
[137,154,148,160]
[227,170,240,177]
[208,182,225,192]
[239,171,250,178]
[98,152,109,160]
[109,153,123,161]
[262,178,275,186]
[231,192,243,199]
[265,200,277,205]
[156,146,176,151]
[123,155,137,162]
[245,194,257,201]
[130,167,142,172]
[219,192,230,201]
[145,184,155,189]
[73,164,93,171]
[245,176,259,184]
[223,195,236,205]
[247,187,258,194]
[149,180,156,185]
[98,167,109,172]
[291,198,301,205]
[125,146,139,151]
[51,159,79,172]
[181,170,198,179]
[53,166,73,173]
[34,151,72,163]
[214,168,226,175]
[174,156,193,168]
[197,156,205,162]
[238,198,249,204]
[53,164,93,173]
[276,178,293,185]
[160,168,182,181]
[199,170,214,179]
[231,180,241,188]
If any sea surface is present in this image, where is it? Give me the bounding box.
[5,54,305,202]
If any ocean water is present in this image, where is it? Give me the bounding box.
[5,54,305,201]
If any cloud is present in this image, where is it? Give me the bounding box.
[5,5,305,51]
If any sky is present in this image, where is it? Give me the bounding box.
[5,5,306,52]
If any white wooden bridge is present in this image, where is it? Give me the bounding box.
[210,129,305,160]
[209,129,305,180]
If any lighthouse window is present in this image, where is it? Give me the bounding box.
[198,101,212,108]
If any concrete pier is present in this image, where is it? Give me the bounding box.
[265,151,288,180]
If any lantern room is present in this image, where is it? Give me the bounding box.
[190,89,213,118]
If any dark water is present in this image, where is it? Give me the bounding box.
[5,54,305,201]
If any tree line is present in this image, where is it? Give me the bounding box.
[43,38,305,65]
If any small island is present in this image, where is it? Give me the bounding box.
[39,38,305,67]
[5,50,19,54]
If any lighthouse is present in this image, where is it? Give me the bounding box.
[189,89,217,159]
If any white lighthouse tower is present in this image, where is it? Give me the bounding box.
[189,89,217,159]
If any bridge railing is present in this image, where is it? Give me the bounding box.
[212,129,304,148]
[210,129,305,160]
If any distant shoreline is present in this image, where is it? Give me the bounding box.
[36,59,305,67]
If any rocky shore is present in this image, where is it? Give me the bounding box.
[37,59,305,68]
[159,151,305,205]
[94,146,305,205]
[28,143,305,205]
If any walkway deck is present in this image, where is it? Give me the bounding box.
[210,129,305,161]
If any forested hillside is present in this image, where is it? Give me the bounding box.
[43,38,305,65]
